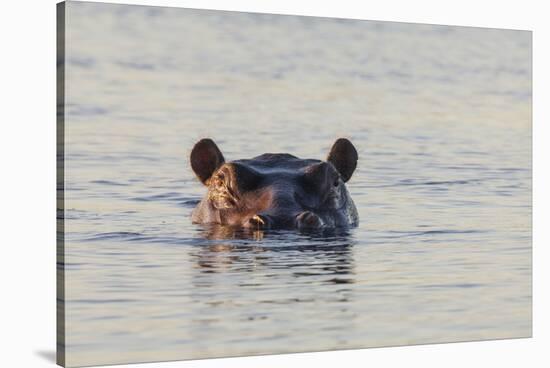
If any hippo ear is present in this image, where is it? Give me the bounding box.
[190,138,225,185]
[327,138,358,182]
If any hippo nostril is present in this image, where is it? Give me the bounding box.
[248,214,269,229]
[295,211,323,230]
[251,215,265,226]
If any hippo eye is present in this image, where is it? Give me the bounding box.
[213,172,225,187]
[333,179,339,187]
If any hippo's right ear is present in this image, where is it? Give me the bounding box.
[327,138,358,182]
[190,138,225,185]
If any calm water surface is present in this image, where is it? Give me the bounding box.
[61,2,531,366]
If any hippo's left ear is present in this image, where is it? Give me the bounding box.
[327,138,358,182]
[190,138,225,185]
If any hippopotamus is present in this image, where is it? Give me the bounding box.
[189,138,359,230]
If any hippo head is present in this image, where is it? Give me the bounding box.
[190,138,359,230]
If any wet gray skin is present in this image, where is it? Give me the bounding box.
[190,138,359,230]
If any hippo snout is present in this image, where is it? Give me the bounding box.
[245,211,324,230]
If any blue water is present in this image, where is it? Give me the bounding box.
[61,2,531,366]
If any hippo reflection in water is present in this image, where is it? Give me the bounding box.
[190,138,359,230]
